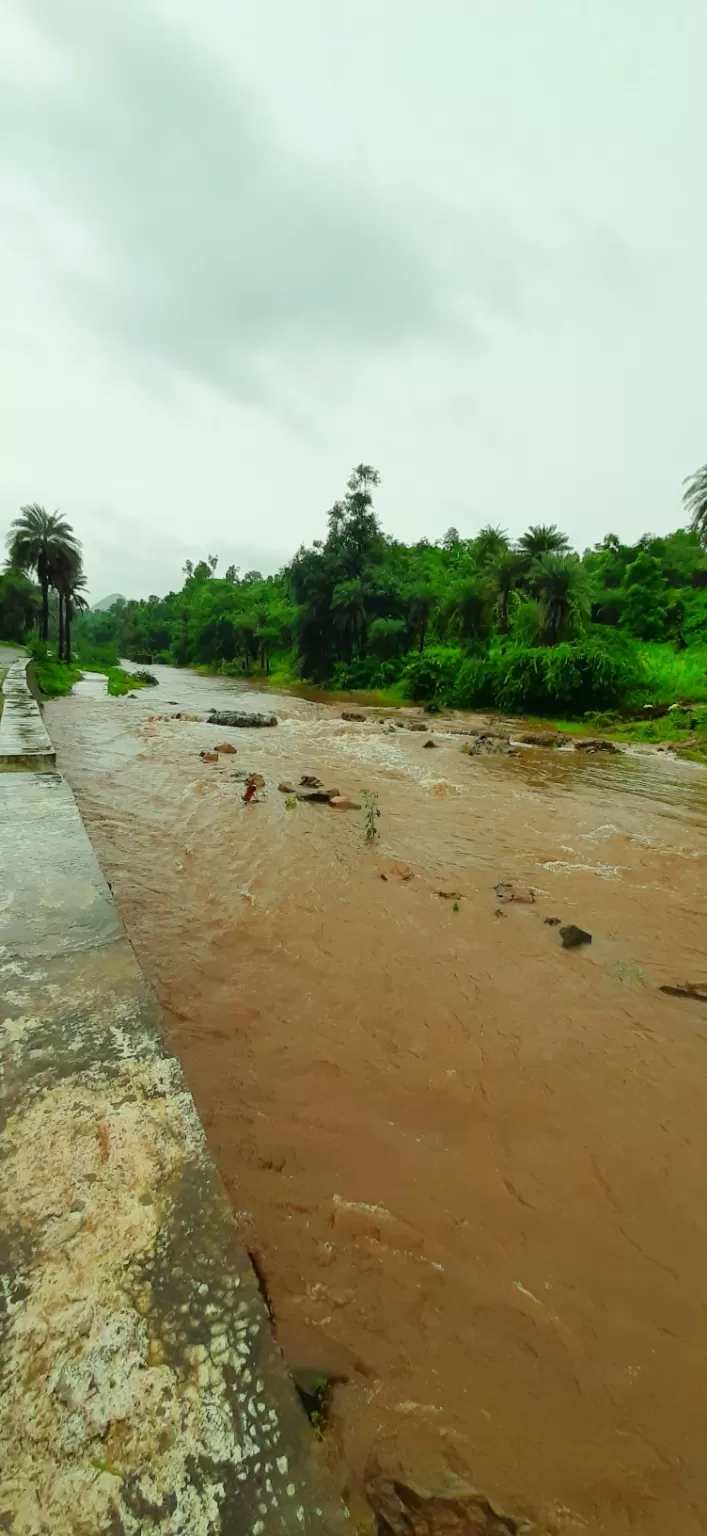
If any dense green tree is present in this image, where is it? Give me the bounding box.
[621,551,668,640]
[0,568,40,641]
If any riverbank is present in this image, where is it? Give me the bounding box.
[193,659,707,761]
[45,663,707,1535]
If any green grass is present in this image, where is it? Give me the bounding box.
[33,659,83,697]
[104,666,150,696]
[33,657,151,699]
[634,641,707,705]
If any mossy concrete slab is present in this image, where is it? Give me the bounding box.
[0,657,55,767]
[0,770,345,1535]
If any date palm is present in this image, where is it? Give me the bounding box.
[488,548,523,631]
[7,504,81,642]
[517,523,570,568]
[683,461,707,546]
[532,554,589,645]
[55,549,87,663]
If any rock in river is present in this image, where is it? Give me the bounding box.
[208,710,277,728]
[366,1469,535,1536]
[572,737,618,753]
[560,924,592,949]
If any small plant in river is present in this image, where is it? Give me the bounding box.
[362,789,381,842]
[284,795,297,810]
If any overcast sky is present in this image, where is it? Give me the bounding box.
[2,0,706,600]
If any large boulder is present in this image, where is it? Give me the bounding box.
[207,710,277,728]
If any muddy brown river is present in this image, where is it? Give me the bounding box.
[46,667,707,1535]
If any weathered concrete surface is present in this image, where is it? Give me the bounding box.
[0,772,345,1535]
[0,656,55,767]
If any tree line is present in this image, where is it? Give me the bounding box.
[3,463,707,715]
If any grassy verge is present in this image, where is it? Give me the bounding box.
[33,658,152,699]
[33,659,84,697]
[634,641,707,706]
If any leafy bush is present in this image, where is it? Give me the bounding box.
[450,634,643,715]
[401,646,464,701]
[368,618,407,660]
[26,633,48,663]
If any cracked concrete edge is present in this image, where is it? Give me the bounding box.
[0,769,347,1536]
[0,657,55,766]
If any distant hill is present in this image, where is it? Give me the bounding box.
[92,593,124,612]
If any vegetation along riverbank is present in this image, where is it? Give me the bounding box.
[3,462,707,747]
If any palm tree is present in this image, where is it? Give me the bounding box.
[488,549,522,632]
[532,554,589,645]
[331,578,368,660]
[444,577,487,641]
[683,461,707,545]
[517,524,570,567]
[408,580,437,652]
[7,505,81,642]
[473,524,509,568]
[55,551,87,663]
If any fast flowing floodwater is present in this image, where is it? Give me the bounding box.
[46,668,707,1535]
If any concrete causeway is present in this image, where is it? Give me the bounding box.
[0,655,56,767]
[0,670,345,1533]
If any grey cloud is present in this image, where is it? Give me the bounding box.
[19,499,289,601]
[1,0,522,401]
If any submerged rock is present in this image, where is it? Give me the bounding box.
[341,711,366,722]
[572,737,618,753]
[215,742,237,754]
[366,1471,536,1536]
[297,789,340,804]
[518,730,564,748]
[208,710,277,728]
[464,734,513,757]
[423,739,439,749]
[380,862,414,882]
[659,981,707,1001]
[495,881,535,904]
[278,781,296,794]
[300,775,323,788]
[329,795,362,810]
